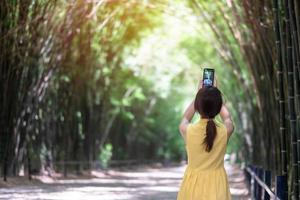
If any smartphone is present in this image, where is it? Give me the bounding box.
[203,68,214,88]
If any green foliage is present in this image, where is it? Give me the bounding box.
[1,0,261,178]
[99,143,113,169]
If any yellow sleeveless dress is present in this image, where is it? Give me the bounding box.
[177,118,231,200]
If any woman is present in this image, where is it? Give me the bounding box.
[177,80,234,200]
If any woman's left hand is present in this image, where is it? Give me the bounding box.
[198,79,203,90]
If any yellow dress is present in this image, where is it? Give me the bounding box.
[177,118,231,200]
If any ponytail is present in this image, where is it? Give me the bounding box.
[194,87,222,152]
[203,119,217,152]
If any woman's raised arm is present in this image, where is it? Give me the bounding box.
[178,79,203,138]
[179,100,196,138]
[219,104,234,138]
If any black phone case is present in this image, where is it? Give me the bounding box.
[203,69,214,87]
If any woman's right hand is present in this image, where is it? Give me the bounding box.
[214,76,218,87]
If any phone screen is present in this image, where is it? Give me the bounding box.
[203,68,214,88]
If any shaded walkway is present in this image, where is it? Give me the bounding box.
[0,163,249,200]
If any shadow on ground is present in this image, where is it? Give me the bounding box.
[0,163,249,200]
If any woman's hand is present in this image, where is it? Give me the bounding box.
[214,76,218,87]
[198,79,203,90]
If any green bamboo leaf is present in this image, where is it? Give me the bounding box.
[110,97,121,106]
[60,75,70,83]
[122,98,131,107]
[133,87,146,101]
[123,111,134,120]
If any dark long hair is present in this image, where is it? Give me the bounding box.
[194,87,223,152]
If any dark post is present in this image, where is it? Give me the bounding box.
[264,170,271,200]
[254,166,258,199]
[250,165,255,200]
[257,167,263,199]
[63,161,67,177]
[244,167,251,183]
[27,145,32,180]
[276,175,287,200]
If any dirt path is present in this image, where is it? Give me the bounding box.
[0,163,249,200]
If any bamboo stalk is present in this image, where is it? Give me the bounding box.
[273,0,288,197]
[283,0,299,197]
[288,0,300,196]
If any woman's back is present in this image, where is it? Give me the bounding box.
[186,118,227,170]
[177,118,231,200]
[178,85,233,200]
